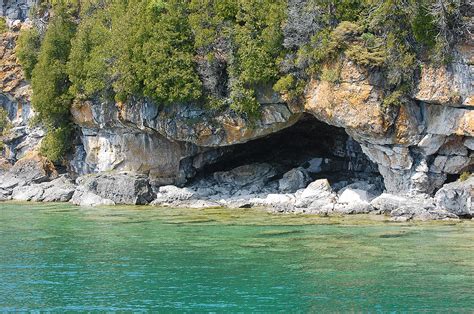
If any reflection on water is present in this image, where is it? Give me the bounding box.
[1,202,473,311]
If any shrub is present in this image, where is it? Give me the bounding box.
[0,108,11,153]
[320,66,341,83]
[0,17,7,34]
[0,107,9,134]
[16,27,41,80]
[40,125,73,164]
[345,42,386,68]
[382,89,405,108]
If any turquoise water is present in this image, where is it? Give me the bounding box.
[1,203,473,312]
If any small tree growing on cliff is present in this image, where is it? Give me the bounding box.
[16,27,41,80]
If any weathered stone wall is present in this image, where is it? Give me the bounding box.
[0,22,43,164]
[1,0,37,21]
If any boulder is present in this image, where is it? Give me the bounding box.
[390,205,458,221]
[263,193,296,212]
[335,187,375,214]
[71,189,116,207]
[294,179,337,213]
[40,176,76,202]
[12,185,44,201]
[435,175,473,216]
[75,173,154,205]
[371,193,409,214]
[371,193,459,221]
[152,185,195,205]
[8,153,57,185]
[213,163,277,187]
[278,167,311,193]
[10,175,76,203]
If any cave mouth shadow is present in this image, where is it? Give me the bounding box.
[194,113,384,188]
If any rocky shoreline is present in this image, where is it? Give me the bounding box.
[0,154,472,222]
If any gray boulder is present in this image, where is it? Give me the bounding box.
[76,173,154,205]
[40,177,76,202]
[8,154,57,185]
[213,163,277,187]
[152,185,195,205]
[262,193,296,212]
[435,175,473,216]
[371,193,412,214]
[278,167,311,193]
[391,205,458,221]
[10,175,76,202]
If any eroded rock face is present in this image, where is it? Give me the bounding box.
[1,0,37,21]
[1,23,43,163]
[69,99,301,185]
[303,49,473,194]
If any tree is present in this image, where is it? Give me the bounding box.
[16,27,41,80]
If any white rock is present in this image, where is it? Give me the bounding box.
[338,188,370,204]
[71,190,115,207]
[417,134,446,155]
[12,185,44,201]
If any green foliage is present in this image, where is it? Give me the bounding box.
[0,17,7,34]
[31,3,77,125]
[411,4,437,49]
[229,82,260,117]
[40,125,73,163]
[320,66,341,83]
[0,107,10,134]
[30,2,78,163]
[30,0,467,124]
[141,0,202,104]
[382,89,405,108]
[67,5,110,99]
[0,107,10,153]
[16,28,41,80]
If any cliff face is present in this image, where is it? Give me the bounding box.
[0,1,472,218]
[0,20,43,165]
[66,49,473,194]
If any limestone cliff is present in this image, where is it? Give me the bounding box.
[0,1,472,220]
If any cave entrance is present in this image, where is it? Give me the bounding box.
[196,114,383,188]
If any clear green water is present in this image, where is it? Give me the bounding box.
[1,203,473,312]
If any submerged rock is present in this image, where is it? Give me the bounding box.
[71,189,115,207]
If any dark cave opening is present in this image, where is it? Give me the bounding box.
[194,114,384,188]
